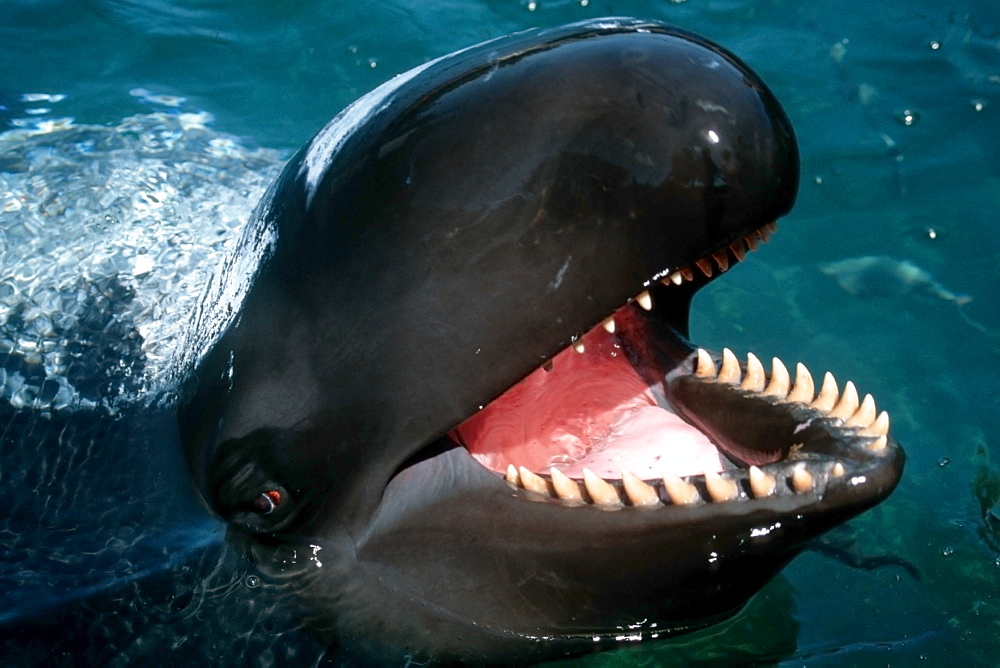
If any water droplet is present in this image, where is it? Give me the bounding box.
[938,456,950,467]
[895,109,920,126]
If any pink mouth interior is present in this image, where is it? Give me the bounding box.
[450,309,723,480]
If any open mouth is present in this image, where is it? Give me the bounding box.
[448,222,894,509]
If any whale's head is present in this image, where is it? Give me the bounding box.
[179,18,903,664]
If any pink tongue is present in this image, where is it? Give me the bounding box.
[451,324,722,479]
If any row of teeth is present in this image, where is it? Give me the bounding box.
[694,347,890,453]
[505,347,891,509]
[570,222,777,353]
[504,460,837,509]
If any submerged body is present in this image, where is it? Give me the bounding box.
[178,19,903,664]
[822,255,971,305]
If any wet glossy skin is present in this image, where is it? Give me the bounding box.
[178,18,899,664]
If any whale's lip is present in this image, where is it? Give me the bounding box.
[446,221,903,512]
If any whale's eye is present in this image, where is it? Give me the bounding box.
[250,489,284,514]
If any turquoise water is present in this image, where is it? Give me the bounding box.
[1,0,999,665]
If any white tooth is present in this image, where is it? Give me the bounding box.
[845,394,877,428]
[859,410,890,437]
[583,468,621,506]
[831,462,846,477]
[636,290,652,311]
[667,272,684,285]
[518,466,549,494]
[705,472,739,501]
[741,352,766,392]
[829,380,859,419]
[601,317,615,333]
[573,341,585,354]
[786,363,815,403]
[662,475,700,505]
[791,465,814,493]
[868,434,888,453]
[505,465,520,487]
[550,468,583,502]
[622,470,661,507]
[749,466,776,498]
[764,357,790,397]
[729,241,747,262]
[718,348,741,383]
[811,372,839,412]
[695,258,714,277]
[695,348,717,378]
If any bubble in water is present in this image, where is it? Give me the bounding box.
[895,109,921,126]
[971,99,985,112]
[245,574,261,588]
[942,546,954,557]
[928,40,941,50]
[938,456,950,467]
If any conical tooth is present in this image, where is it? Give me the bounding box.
[601,317,615,333]
[859,410,890,437]
[663,272,684,286]
[572,341,585,354]
[764,357,790,397]
[679,267,695,281]
[622,470,661,507]
[744,233,760,251]
[662,475,700,505]
[718,348,741,383]
[786,363,815,403]
[791,465,814,493]
[711,250,730,272]
[695,348,717,378]
[741,352,766,392]
[811,372,839,412]
[829,380,859,419]
[542,359,554,372]
[749,466,777,497]
[518,466,549,494]
[759,222,776,242]
[845,394,877,428]
[831,462,846,477]
[705,472,739,502]
[636,290,652,311]
[583,468,621,506]
[729,241,747,262]
[695,258,714,277]
[550,468,584,502]
[868,434,888,452]
[505,465,520,486]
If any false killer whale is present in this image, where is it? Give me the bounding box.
[178,18,904,664]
